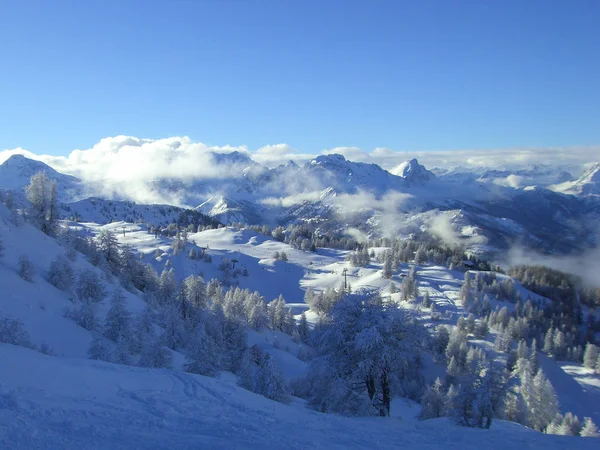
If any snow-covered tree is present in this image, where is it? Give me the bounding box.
[298,312,310,342]
[306,291,425,416]
[543,328,554,354]
[25,171,59,236]
[422,291,431,308]
[552,330,567,360]
[184,323,220,376]
[183,274,207,309]
[48,255,75,291]
[381,251,393,279]
[245,292,268,330]
[419,378,446,420]
[104,289,132,342]
[158,268,177,305]
[583,343,599,369]
[446,364,494,428]
[580,417,600,437]
[161,302,186,350]
[257,354,290,403]
[0,316,32,347]
[528,369,559,431]
[18,255,35,282]
[267,295,287,331]
[96,229,121,273]
[113,335,132,365]
[87,335,111,361]
[66,301,99,331]
[76,269,106,303]
[138,336,172,368]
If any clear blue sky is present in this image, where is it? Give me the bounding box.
[1,0,599,155]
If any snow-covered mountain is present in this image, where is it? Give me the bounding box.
[2,153,599,258]
[551,163,600,196]
[0,154,86,200]
[390,158,436,184]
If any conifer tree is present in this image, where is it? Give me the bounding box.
[104,289,132,342]
[580,417,600,437]
[583,343,599,369]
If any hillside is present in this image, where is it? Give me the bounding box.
[2,343,596,450]
[1,196,600,446]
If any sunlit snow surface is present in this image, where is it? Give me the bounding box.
[1,201,599,448]
[2,344,597,450]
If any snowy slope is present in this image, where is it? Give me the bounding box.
[62,197,219,227]
[72,221,600,424]
[1,343,595,450]
[551,163,600,196]
[0,205,147,357]
[2,204,600,446]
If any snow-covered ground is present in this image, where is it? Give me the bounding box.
[1,343,596,450]
[2,203,600,447]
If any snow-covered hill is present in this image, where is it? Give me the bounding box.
[3,342,597,450]
[2,195,600,446]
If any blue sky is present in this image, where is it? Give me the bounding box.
[1,0,599,156]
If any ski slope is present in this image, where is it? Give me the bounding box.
[1,343,595,450]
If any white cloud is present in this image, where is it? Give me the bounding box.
[260,191,324,207]
[1,136,598,207]
[252,144,314,168]
[428,214,488,248]
[507,245,600,288]
[320,145,600,172]
[0,136,258,206]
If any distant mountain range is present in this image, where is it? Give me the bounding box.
[1,152,599,258]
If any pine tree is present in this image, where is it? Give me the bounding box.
[528,369,559,432]
[381,251,393,279]
[138,336,172,368]
[113,335,132,365]
[183,274,207,309]
[158,268,177,305]
[298,312,310,342]
[583,343,599,369]
[184,324,219,376]
[104,289,132,342]
[96,229,121,273]
[161,302,186,349]
[423,291,432,308]
[552,330,567,360]
[419,378,446,419]
[543,328,554,355]
[257,354,290,403]
[529,338,538,372]
[580,417,600,437]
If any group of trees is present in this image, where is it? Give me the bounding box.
[459,270,598,366]
[422,323,599,435]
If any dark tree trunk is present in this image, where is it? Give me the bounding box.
[381,371,391,417]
